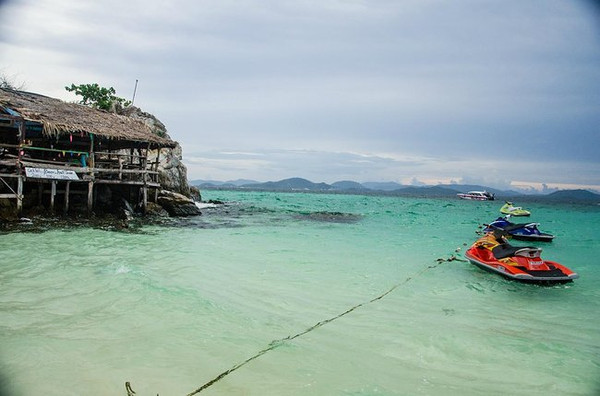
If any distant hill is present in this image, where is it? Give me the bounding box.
[192,177,599,203]
[243,177,333,191]
[331,180,368,190]
[543,189,600,202]
[361,181,404,191]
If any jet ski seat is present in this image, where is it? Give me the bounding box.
[492,244,541,260]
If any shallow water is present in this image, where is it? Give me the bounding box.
[1,191,599,395]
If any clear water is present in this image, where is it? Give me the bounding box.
[1,191,599,395]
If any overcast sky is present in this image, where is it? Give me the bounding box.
[1,0,599,191]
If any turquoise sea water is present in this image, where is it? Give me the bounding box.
[1,190,599,396]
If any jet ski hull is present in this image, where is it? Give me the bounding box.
[465,251,577,283]
[465,234,578,284]
[500,202,530,216]
[484,218,555,242]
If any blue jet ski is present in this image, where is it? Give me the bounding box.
[483,216,555,242]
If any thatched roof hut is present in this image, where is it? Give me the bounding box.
[0,89,176,149]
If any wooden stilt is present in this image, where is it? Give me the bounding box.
[155,148,161,168]
[142,185,148,214]
[16,174,23,215]
[154,148,161,184]
[50,180,56,212]
[17,117,24,216]
[64,181,70,214]
[38,183,43,205]
[87,181,94,213]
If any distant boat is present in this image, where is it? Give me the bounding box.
[457,191,495,201]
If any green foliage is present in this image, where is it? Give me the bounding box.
[65,83,131,111]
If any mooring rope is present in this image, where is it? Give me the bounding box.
[125,250,467,396]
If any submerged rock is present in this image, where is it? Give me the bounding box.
[293,211,363,223]
[157,190,202,217]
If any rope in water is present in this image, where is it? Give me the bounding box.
[185,253,465,395]
[125,251,467,396]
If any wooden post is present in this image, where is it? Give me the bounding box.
[142,185,147,214]
[16,117,25,215]
[87,181,94,213]
[142,145,149,170]
[37,183,43,205]
[155,148,161,171]
[88,133,95,168]
[16,174,23,215]
[50,180,56,212]
[64,181,70,214]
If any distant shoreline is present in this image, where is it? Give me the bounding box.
[197,185,600,205]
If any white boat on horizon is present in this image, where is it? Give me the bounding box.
[457,190,495,201]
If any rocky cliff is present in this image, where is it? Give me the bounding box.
[118,106,201,216]
[119,106,193,195]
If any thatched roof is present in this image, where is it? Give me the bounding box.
[0,89,176,148]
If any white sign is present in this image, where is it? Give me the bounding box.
[25,167,80,180]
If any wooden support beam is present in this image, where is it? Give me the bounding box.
[89,133,95,168]
[142,186,148,214]
[17,117,24,215]
[64,181,70,214]
[50,180,56,212]
[87,181,94,213]
[94,179,160,187]
[155,148,161,172]
[16,175,23,214]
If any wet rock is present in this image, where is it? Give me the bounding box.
[157,190,201,217]
[190,185,202,201]
[145,202,169,217]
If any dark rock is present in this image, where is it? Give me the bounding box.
[157,190,201,217]
[145,202,169,217]
[189,185,202,201]
[293,211,363,223]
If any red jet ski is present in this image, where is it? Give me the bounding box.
[465,232,578,283]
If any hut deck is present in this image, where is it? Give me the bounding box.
[0,89,176,216]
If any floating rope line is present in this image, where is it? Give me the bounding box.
[125,250,466,396]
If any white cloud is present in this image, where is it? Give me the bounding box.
[1,0,599,191]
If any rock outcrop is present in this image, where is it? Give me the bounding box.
[118,106,201,216]
[119,106,192,197]
[156,190,201,217]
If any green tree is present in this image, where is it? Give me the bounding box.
[65,83,131,111]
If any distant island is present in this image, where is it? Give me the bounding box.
[190,177,600,204]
